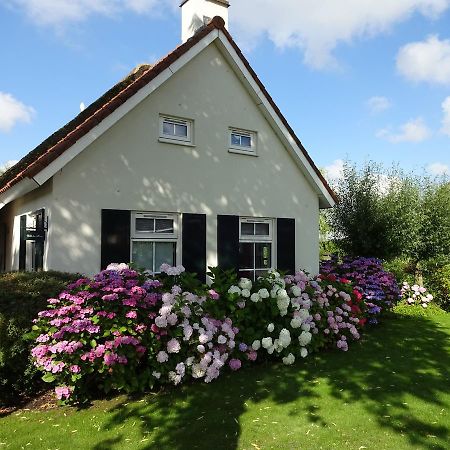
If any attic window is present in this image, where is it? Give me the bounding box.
[229,128,257,156]
[159,116,193,144]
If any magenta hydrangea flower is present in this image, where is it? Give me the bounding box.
[229,359,242,371]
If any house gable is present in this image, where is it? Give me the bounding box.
[0,17,335,211]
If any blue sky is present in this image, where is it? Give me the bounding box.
[1,0,449,180]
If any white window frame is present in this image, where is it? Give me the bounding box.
[130,212,181,273]
[239,217,275,279]
[159,115,193,145]
[229,128,257,156]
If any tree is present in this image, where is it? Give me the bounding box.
[327,162,421,260]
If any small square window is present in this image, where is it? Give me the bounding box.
[160,116,193,144]
[229,128,257,155]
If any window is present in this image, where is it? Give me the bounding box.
[239,217,273,280]
[159,116,193,144]
[131,212,180,273]
[229,128,257,155]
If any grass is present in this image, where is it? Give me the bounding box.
[1,305,449,450]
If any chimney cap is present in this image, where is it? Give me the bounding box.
[180,0,230,7]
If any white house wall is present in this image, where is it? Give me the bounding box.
[46,42,320,276]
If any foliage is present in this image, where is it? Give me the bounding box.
[327,162,421,260]
[30,264,371,404]
[0,271,80,405]
[320,256,401,324]
[2,306,449,450]
[423,260,450,311]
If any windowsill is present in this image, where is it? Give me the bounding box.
[158,137,196,147]
[228,148,258,157]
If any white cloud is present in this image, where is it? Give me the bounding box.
[397,35,450,85]
[0,160,19,174]
[367,96,392,113]
[376,118,432,143]
[231,0,450,69]
[7,0,169,29]
[323,159,344,182]
[7,1,450,68]
[427,162,450,175]
[441,96,450,136]
[0,92,35,133]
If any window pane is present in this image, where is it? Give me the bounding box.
[255,243,271,269]
[239,270,254,281]
[155,219,174,234]
[231,133,241,146]
[163,121,174,136]
[136,218,154,233]
[155,242,176,271]
[240,135,252,147]
[239,243,254,269]
[132,241,154,271]
[241,222,254,236]
[255,270,268,279]
[174,123,188,137]
[255,223,270,236]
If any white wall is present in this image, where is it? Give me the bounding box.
[4,42,319,276]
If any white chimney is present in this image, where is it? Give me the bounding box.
[181,0,229,43]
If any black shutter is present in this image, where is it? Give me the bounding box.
[34,209,45,271]
[217,215,239,272]
[19,215,27,271]
[182,213,207,282]
[101,209,131,270]
[277,218,296,275]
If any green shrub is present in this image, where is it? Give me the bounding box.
[424,262,450,312]
[383,257,415,285]
[0,271,79,406]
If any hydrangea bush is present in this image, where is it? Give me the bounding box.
[30,264,373,404]
[400,282,433,308]
[320,256,401,324]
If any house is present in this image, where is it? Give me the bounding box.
[0,0,336,282]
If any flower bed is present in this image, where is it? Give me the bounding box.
[30,264,381,404]
[320,256,401,324]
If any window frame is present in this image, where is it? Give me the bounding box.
[130,212,181,273]
[238,217,275,280]
[229,128,257,156]
[159,115,193,144]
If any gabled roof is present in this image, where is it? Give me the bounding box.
[0,17,337,207]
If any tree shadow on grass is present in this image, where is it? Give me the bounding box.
[93,312,450,450]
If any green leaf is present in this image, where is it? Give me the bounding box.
[42,373,56,383]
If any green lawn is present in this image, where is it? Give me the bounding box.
[1,306,449,450]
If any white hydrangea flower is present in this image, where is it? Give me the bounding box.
[298,309,310,321]
[197,344,206,353]
[186,357,195,366]
[290,317,302,329]
[250,293,261,303]
[267,345,275,354]
[238,278,253,290]
[192,364,206,379]
[252,340,261,351]
[277,296,290,314]
[277,289,289,300]
[298,331,312,347]
[267,323,275,333]
[301,323,311,332]
[152,371,161,379]
[291,285,302,297]
[279,328,291,348]
[258,288,270,299]
[241,289,251,298]
[262,337,273,349]
[228,286,241,296]
[282,353,295,365]
[300,347,308,358]
[217,335,227,344]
